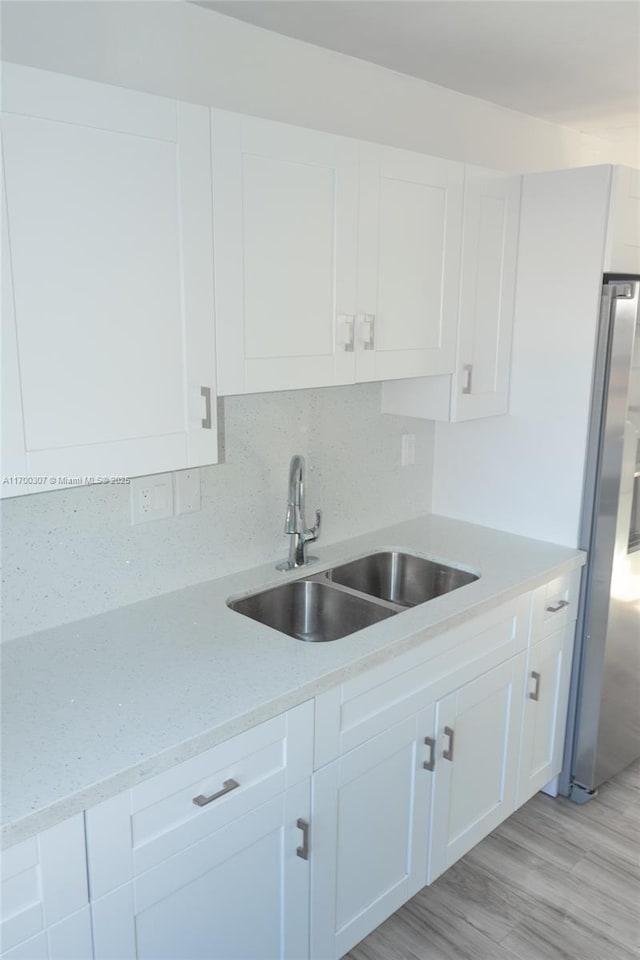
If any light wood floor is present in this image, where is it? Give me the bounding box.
[346,760,640,960]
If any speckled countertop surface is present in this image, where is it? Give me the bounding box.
[1,514,585,848]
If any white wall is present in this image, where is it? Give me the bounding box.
[432,166,612,546]
[1,1,634,171]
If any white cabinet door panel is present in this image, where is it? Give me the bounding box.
[453,168,521,420]
[429,654,526,882]
[311,714,431,960]
[1,909,93,960]
[212,110,358,394]
[517,622,575,807]
[1,64,217,494]
[357,144,463,381]
[0,816,89,959]
[92,783,310,960]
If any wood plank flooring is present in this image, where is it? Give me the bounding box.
[345,760,640,960]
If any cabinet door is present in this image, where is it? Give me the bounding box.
[1,64,217,495]
[357,143,463,382]
[212,111,358,394]
[380,166,521,421]
[429,654,526,882]
[0,816,89,959]
[92,782,310,960]
[0,909,92,960]
[516,622,575,807]
[451,168,521,420]
[311,713,433,960]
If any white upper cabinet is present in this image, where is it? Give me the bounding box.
[211,112,464,394]
[1,64,218,495]
[211,111,359,395]
[453,167,521,419]
[381,167,521,421]
[356,143,464,382]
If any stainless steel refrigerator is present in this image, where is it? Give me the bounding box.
[561,275,640,802]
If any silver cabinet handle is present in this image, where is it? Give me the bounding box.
[296,818,310,860]
[193,778,239,807]
[423,736,436,771]
[546,599,569,613]
[337,314,355,353]
[443,726,455,762]
[358,313,376,350]
[462,364,473,395]
[200,386,212,430]
[529,671,541,702]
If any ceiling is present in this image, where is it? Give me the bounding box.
[198,1,640,146]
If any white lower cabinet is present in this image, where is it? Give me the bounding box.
[310,710,434,960]
[428,654,526,882]
[91,781,310,960]
[309,580,578,958]
[0,816,91,960]
[86,701,314,960]
[516,621,575,807]
[3,574,580,960]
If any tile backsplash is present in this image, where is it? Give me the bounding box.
[1,383,434,641]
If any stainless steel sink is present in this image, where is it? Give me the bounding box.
[228,550,479,642]
[327,551,479,607]
[228,579,395,643]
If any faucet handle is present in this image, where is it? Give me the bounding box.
[305,509,322,543]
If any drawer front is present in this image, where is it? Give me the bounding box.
[315,593,531,768]
[531,568,581,642]
[86,700,313,897]
[0,818,88,956]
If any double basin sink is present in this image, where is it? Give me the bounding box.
[228,551,479,642]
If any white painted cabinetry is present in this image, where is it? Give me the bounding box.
[211,111,359,395]
[311,593,530,959]
[382,167,521,422]
[0,816,91,960]
[211,111,464,395]
[86,702,314,960]
[516,572,579,807]
[2,572,580,960]
[311,711,433,960]
[428,654,526,882]
[1,64,218,497]
[356,143,464,382]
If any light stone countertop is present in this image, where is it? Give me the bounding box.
[1,514,585,849]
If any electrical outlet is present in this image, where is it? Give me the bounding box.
[174,469,201,515]
[401,433,416,467]
[130,475,174,524]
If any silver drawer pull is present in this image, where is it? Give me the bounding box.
[546,599,569,613]
[193,778,239,807]
[201,386,212,430]
[423,736,436,772]
[529,671,541,702]
[443,726,455,762]
[296,818,310,860]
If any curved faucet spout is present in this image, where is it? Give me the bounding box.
[277,455,322,570]
[284,455,306,534]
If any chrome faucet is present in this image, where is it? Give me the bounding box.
[276,455,322,571]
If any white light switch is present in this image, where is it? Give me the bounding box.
[130,474,174,524]
[401,433,416,467]
[174,469,201,515]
